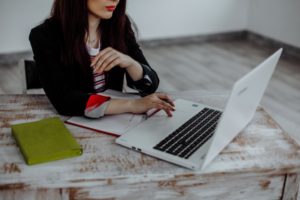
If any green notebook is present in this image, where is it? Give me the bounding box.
[11,117,82,165]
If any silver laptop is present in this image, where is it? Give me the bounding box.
[116,49,282,170]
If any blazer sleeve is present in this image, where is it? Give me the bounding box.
[125,33,160,96]
[29,27,92,116]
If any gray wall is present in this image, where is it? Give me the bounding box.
[0,0,299,54]
[248,0,300,48]
[127,0,249,40]
[0,0,53,54]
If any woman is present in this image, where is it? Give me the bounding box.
[29,0,175,118]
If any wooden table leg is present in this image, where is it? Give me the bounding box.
[282,173,300,200]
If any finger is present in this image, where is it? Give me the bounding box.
[165,97,175,107]
[91,47,113,66]
[164,109,173,117]
[156,93,175,108]
[152,100,174,114]
[159,100,175,111]
[159,99,175,111]
[99,54,119,73]
[92,48,114,68]
[93,50,116,71]
[103,57,121,72]
[156,103,173,117]
[95,52,118,73]
[150,95,172,109]
[147,95,174,117]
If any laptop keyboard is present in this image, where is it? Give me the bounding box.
[153,108,222,159]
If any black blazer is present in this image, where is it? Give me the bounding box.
[29,18,159,116]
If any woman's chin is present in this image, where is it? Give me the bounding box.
[97,13,114,20]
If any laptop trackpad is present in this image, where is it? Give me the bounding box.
[125,109,197,146]
[148,99,204,136]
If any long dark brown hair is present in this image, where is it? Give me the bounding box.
[50,0,135,74]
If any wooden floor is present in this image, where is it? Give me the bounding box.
[0,40,299,143]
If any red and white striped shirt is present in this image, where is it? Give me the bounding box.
[88,44,106,92]
[84,42,111,118]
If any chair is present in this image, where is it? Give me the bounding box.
[20,59,44,94]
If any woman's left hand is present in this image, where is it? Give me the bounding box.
[91,47,137,73]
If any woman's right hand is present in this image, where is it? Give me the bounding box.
[130,93,176,117]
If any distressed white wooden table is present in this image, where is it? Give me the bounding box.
[0,91,300,200]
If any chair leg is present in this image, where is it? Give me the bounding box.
[18,59,27,94]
